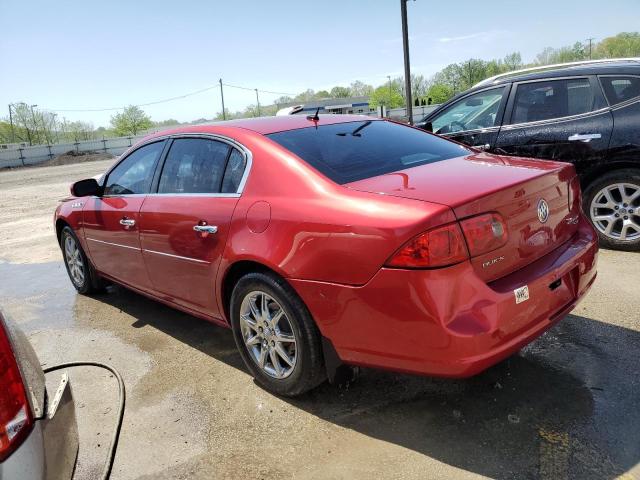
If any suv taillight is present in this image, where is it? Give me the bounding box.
[459,213,508,257]
[385,223,469,268]
[0,320,33,462]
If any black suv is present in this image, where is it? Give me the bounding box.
[417,59,640,251]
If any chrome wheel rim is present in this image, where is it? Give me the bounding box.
[64,234,85,287]
[239,291,297,379]
[590,182,640,242]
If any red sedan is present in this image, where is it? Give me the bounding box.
[54,115,598,396]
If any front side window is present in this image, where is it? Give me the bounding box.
[511,78,595,124]
[104,141,164,195]
[267,120,468,184]
[158,138,230,194]
[431,87,506,134]
[600,76,640,105]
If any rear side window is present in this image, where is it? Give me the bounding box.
[158,138,230,194]
[600,76,640,105]
[104,141,164,195]
[267,120,468,184]
[511,78,595,124]
[221,149,247,193]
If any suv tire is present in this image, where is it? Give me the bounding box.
[583,169,640,251]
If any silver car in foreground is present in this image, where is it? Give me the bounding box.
[0,310,78,479]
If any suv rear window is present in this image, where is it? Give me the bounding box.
[266,120,468,184]
[512,78,595,124]
[600,76,640,105]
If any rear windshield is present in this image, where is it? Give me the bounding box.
[267,120,468,184]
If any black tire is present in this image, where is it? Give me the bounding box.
[583,169,640,251]
[60,226,106,294]
[230,271,325,396]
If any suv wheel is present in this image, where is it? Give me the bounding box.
[583,169,640,251]
[230,272,325,396]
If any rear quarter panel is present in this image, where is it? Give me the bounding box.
[215,131,456,297]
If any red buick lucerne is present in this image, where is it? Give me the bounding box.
[54,115,598,396]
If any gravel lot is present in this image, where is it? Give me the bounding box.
[0,161,639,479]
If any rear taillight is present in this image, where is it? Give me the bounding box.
[0,321,33,462]
[459,213,508,257]
[385,223,469,268]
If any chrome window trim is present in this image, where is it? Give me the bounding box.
[610,96,640,112]
[143,248,210,264]
[504,75,605,128]
[86,237,141,251]
[597,74,640,107]
[100,193,241,199]
[440,126,501,137]
[102,132,253,196]
[501,107,611,130]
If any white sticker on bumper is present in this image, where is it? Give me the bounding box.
[514,285,530,304]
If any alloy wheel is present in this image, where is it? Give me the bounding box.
[239,291,297,379]
[590,182,640,242]
[64,234,85,287]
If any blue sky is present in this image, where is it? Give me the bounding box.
[1,0,638,127]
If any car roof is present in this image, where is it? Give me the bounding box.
[477,59,640,88]
[151,114,376,137]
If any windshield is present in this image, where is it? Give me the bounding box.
[267,120,468,184]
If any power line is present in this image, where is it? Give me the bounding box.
[221,82,296,96]
[46,82,296,113]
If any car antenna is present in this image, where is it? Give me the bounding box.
[306,107,320,122]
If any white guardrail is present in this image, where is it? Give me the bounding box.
[0,135,147,168]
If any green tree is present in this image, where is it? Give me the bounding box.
[293,89,316,103]
[594,32,640,58]
[426,84,454,104]
[330,86,351,98]
[153,119,180,128]
[368,84,404,109]
[315,90,330,99]
[110,105,152,135]
[349,80,373,97]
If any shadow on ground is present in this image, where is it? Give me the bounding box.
[96,283,639,480]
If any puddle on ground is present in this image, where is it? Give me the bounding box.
[0,260,79,331]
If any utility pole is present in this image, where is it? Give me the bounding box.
[8,104,15,143]
[255,88,261,116]
[400,0,413,125]
[586,37,595,59]
[219,78,226,120]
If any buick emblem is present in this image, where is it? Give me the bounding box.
[537,199,549,223]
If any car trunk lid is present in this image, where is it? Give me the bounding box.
[345,152,580,282]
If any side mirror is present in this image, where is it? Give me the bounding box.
[424,122,433,133]
[71,178,101,197]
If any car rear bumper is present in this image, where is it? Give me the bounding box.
[290,214,598,377]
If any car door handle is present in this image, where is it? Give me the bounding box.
[119,218,135,227]
[193,225,218,234]
[568,133,601,142]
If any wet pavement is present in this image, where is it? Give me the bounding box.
[1,162,639,479]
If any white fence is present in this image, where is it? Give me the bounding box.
[0,135,147,168]
[0,105,441,169]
